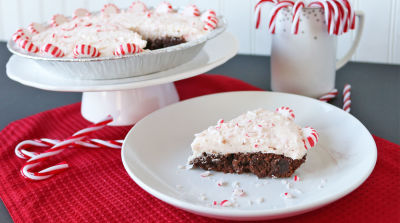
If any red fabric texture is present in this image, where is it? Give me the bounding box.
[0,74,398,223]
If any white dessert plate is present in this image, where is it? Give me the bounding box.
[121,91,377,221]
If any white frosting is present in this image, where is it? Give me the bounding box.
[27,7,211,57]
[189,108,307,160]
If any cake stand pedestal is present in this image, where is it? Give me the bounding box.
[6,32,238,126]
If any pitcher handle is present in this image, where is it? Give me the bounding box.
[336,11,365,70]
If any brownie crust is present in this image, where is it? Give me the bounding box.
[190,152,306,178]
[145,36,186,50]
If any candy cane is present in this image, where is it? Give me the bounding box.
[326,0,340,35]
[269,1,295,34]
[302,127,319,150]
[16,138,123,160]
[332,0,348,34]
[340,0,355,30]
[309,1,334,35]
[291,1,305,34]
[21,116,113,180]
[254,0,277,29]
[342,84,351,112]
[319,89,338,102]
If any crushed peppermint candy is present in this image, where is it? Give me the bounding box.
[281,192,295,199]
[200,171,212,177]
[294,175,300,182]
[232,181,240,188]
[256,197,264,204]
[220,200,232,207]
[217,179,226,187]
[232,188,246,197]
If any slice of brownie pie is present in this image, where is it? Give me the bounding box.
[188,107,319,178]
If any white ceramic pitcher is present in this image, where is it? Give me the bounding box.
[271,7,364,98]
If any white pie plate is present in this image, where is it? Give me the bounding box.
[121,91,377,221]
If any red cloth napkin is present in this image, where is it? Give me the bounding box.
[0,74,398,223]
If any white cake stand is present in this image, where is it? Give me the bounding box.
[6,32,238,126]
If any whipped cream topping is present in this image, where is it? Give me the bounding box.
[25,4,213,57]
[189,109,308,161]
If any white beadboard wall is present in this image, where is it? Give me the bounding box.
[0,0,399,64]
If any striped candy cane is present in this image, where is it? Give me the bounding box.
[343,84,351,112]
[16,138,123,160]
[21,116,113,180]
[332,0,348,34]
[319,89,338,102]
[254,0,277,29]
[291,1,305,34]
[268,1,295,34]
[309,0,334,35]
[340,0,355,30]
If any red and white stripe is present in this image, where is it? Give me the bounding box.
[15,138,123,160]
[41,43,65,58]
[155,2,173,14]
[17,39,39,53]
[268,1,295,34]
[302,127,319,150]
[254,0,277,29]
[275,106,295,120]
[20,116,113,180]
[203,16,218,31]
[309,1,334,35]
[73,8,91,19]
[319,89,338,102]
[28,23,46,34]
[12,29,30,43]
[73,44,101,58]
[101,3,120,15]
[113,43,143,56]
[332,0,348,34]
[340,0,355,30]
[342,84,351,112]
[182,5,200,17]
[128,1,147,13]
[291,1,305,34]
[50,14,69,27]
[201,9,217,22]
